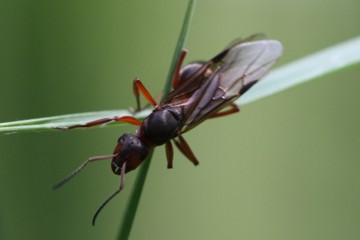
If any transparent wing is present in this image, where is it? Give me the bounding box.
[161,37,283,133]
[214,39,283,100]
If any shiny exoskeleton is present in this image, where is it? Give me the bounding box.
[53,34,283,225]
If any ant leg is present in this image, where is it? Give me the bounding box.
[165,141,174,169]
[57,115,142,130]
[172,49,188,90]
[52,153,118,190]
[133,78,142,111]
[173,135,199,166]
[209,103,240,119]
[92,162,127,226]
[133,78,158,111]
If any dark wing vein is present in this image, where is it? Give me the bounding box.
[161,37,283,134]
[160,62,212,105]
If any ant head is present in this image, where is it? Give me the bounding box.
[111,133,149,175]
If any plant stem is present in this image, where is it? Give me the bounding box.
[163,0,197,95]
[116,1,196,239]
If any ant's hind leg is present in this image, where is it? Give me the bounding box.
[165,141,174,169]
[173,135,199,166]
[209,103,239,119]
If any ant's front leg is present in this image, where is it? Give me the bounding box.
[130,78,159,113]
[56,115,142,130]
[130,49,188,113]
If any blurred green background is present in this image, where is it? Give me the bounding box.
[0,0,359,239]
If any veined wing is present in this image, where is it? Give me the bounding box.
[162,37,283,133]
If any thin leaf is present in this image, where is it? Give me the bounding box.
[1,36,359,134]
[116,149,154,239]
[163,0,196,95]
[237,36,360,105]
[116,0,196,239]
[0,110,151,133]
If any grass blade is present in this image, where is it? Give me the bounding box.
[116,1,196,239]
[1,37,359,134]
[0,110,151,133]
[163,0,196,95]
[237,36,360,105]
[116,150,154,239]
[0,36,360,133]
